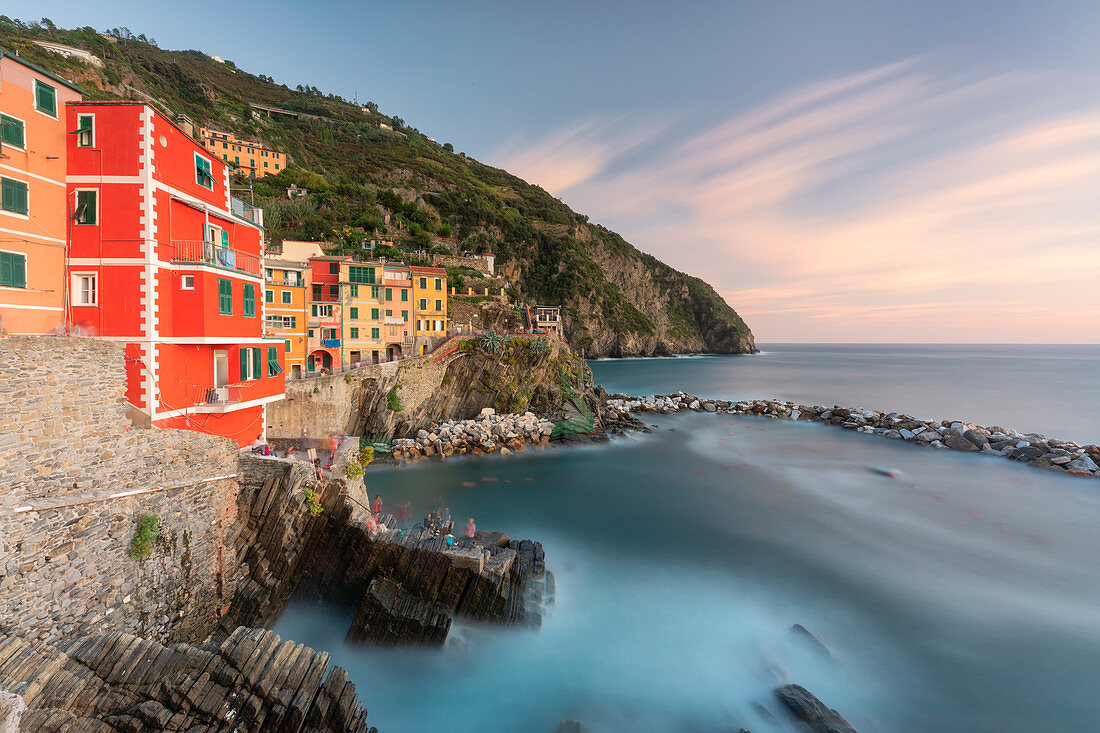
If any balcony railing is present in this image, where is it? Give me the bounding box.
[231,196,264,227]
[193,385,241,413]
[171,240,261,275]
[322,339,341,348]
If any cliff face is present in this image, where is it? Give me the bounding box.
[266,337,591,440]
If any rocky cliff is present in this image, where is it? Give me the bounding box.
[266,336,593,440]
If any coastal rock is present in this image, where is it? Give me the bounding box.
[1067,455,1099,473]
[945,434,981,452]
[346,577,451,646]
[775,684,857,733]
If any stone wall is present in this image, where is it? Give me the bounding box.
[432,252,493,275]
[0,336,242,645]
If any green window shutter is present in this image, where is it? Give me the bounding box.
[311,304,317,316]
[267,346,282,376]
[285,339,292,352]
[244,284,255,316]
[401,289,408,301]
[0,252,26,288]
[253,347,262,378]
[0,115,24,147]
[75,190,97,225]
[289,316,296,328]
[265,289,273,303]
[350,284,358,297]
[308,329,314,337]
[2,178,28,215]
[281,291,291,304]
[221,229,230,248]
[35,81,57,116]
[371,285,379,298]
[240,348,249,380]
[385,288,392,300]
[350,307,358,320]
[402,310,408,320]
[219,279,232,314]
[371,328,379,339]
[371,308,378,320]
[350,327,359,339]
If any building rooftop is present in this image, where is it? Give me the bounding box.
[410,266,447,276]
[0,48,84,93]
[263,258,309,270]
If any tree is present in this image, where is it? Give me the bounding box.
[443,142,454,153]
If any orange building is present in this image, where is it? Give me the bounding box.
[264,258,309,377]
[199,127,286,179]
[0,49,82,334]
[410,265,448,353]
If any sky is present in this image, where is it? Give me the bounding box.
[22,1,1100,342]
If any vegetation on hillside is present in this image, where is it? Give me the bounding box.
[0,17,754,355]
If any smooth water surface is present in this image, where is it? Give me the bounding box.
[275,345,1100,732]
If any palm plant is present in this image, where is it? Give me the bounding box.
[532,338,550,354]
[479,330,505,356]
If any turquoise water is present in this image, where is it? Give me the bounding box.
[275,345,1100,732]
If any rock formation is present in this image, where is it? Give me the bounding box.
[775,684,857,733]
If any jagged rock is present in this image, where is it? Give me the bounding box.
[346,578,451,646]
[775,684,857,733]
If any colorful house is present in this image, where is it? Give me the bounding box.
[65,101,284,446]
[382,262,412,360]
[341,259,384,365]
[306,255,346,372]
[0,49,82,334]
[264,258,309,378]
[410,265,448,354]
[199,127,286,179]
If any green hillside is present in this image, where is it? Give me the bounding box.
[0,18,756,357]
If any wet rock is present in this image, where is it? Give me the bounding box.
[775,684,857,733]
[945,434,981,452]
[346,577,451,646]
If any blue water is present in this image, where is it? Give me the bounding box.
[275,345,1100,732]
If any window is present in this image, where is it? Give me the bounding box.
[265,268,274,280]
[35,80,57,117]
[371,308,379,320]
[419,277,427,289]
[400,289,408,302]
[349,307,358,320]
[222,142,227,149]
[218,278,232,314]
[281,290,292,304]
[0,114,25,148]
[371,285,380,299]
[275,164,280,170]
[401,310,408,321]
[385,288,392,300]
[349,284,358,297]
[349,265,375,283]
[196,154,214,188]
[328,284,338,299]
[435,299,442,311]
[418,298,427,310]
[371,328,379,339]
[267,346,283,376]
[385,309,392,317]
[435,278,442,290]
[71,273,97,305]
[240,347,262,380]
[329,263,339,274]
[75,114,94,147]
[0,251,26,288]
[233,156,239,165]
[73,190,97,225]
[1,178,28,215]
[350,327,359,339]
[312,284,322,299]
[265,289,274,303]
[285,339,292,353]
[243,283,256,317]
[308,329,314,337]
[312,304,332,317]
[264,162,268,168]
[181,274,195,290]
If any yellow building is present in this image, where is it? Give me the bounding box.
[263,259,309,377]
[341,260,385,365]
[410,265,448,354]
[200,127,286,179]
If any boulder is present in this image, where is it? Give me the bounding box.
[944,434,980,452]
[775,684,857,733]
[1067,455,1099,473]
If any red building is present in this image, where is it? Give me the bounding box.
[65,101,284,446]
[306,255,346,372]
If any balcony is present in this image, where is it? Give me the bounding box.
[193,385,241,413]
[231,196,264,227]
[322,339,341,348]
[171,240,260,276]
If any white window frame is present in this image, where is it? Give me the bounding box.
[73,188,99,225]
[1,111,27,151]
[76,113,95,147]
[0,175,29,220]
[435,299,442,311]
[181,274,195,290]
[281,290,292,304]
[71,272,97,306]
[195,152,215,190]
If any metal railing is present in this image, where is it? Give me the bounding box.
[194,385,241,407]
[322,339,341,348]
[171,240,261,275]
[231,196,264,227]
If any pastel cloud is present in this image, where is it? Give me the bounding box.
[490,59,1100,343]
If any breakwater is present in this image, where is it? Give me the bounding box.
[391,408,556,461]
[606,393,1100,479]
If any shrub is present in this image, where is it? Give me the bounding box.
[345,462,365,479]
[129,515,159,559]
[357,445,374,466]
[386,385,403,411]
[304,489,324,516]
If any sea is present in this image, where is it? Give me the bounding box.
[273,344,1100,733]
